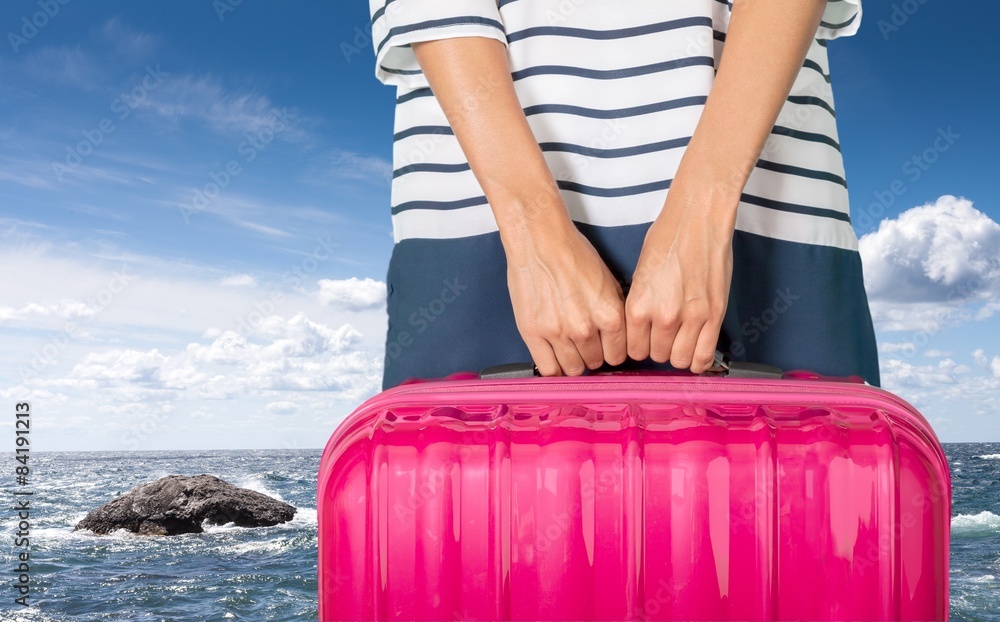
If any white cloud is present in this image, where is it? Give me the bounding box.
[52,313,379,401]
[923,349,952,357]
[0,299,97,322]
[138,74,305,139]
[880,357,959,389]
[311,149,393,186]
[860,196,1000,330]
[220,274,257,287]
[861,196,1000,302]
[993,357,1000,379]
[974,349,988,367]
[22,47,102,91]
[315,277,387,311]
[100,18,158,58]
[266,401,299,415]
[879,341,918,354]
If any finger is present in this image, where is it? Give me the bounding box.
[526,338,562,377]
[669,319,705,370]
[574,331,607,370]
[599,319,628,367]
[551,338,588,377]
[690,320,724,374]
[649,318,678,364]
[625,300,652,362]
[594,296,627,366]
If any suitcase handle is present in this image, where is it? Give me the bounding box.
[478,350,783,380]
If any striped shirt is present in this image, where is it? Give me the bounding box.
[368,0,863,251]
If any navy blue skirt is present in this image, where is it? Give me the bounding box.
[381,221,880,391]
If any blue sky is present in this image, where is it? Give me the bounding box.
[1,1,997,450]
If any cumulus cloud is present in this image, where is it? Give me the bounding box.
[860,196,1000,330]
[861,196,1000,302]
[315,277,387,311]
[59,313,378,399]
[0,299,96,322]
[880,357,960,389]
[974,349,988,367]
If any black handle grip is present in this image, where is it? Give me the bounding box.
[478,350,782,380]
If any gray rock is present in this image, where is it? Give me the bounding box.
[74,474,296,536]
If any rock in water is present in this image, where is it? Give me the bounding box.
[74,474,296,536]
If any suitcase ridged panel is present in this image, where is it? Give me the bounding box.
[318,378,949,621]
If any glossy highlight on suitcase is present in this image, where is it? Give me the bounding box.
[318,367,950,621]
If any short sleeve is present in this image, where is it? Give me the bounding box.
[815,0,862,40]
[369,0,508,88]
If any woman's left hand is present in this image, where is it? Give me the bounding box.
[625,182,736,374]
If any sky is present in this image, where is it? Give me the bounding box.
[0,1,997,450]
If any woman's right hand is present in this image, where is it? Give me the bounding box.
[502,205,628,377]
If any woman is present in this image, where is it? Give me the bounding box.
[369,0,880,391]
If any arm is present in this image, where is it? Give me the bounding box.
[626,0,829,373]
[412,37,628,376]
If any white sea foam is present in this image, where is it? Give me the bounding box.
[235,475,284,502]
[976,454,1000,460]
[952,511,1000,533]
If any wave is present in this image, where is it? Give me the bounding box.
[952,511,1000,533]
[235,475,285,502]
[976,454,1000,460]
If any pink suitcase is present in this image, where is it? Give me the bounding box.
[317,357,950,621]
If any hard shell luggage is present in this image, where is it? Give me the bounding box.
[317,358,950,621]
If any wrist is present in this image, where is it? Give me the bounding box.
[488,183,578,261]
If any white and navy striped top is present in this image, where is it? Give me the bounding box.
[368,0,863,251]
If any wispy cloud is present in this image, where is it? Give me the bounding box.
[138,74,306,140]
[21,46,103,91]
[307,149,393,186]
[99,18,158,58]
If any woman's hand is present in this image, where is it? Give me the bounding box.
[626,180,736,374]
[504,199,628,377]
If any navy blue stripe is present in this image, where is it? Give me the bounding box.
[380,65,421,76]
[756,160,847,187]
[557,178,671,198]
[540,136,691,159]
[524,95,706,120]
[771,125,840,150]
[820,12,858,31]
[394,162,470,178]
[391,195,489,216]
[396,88,433,104]
[740,193,851,223]
[786,95,836,117]
[512,56,714,81]
[393,125,453,141]
[370,0,397,26]
[375,17,505,58]
[803,59,831,83]
[506,16,711,44]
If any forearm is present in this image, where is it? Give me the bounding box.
[411,37,575,251]
[670,0,829,223]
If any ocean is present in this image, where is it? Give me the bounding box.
[0,444,996,621]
